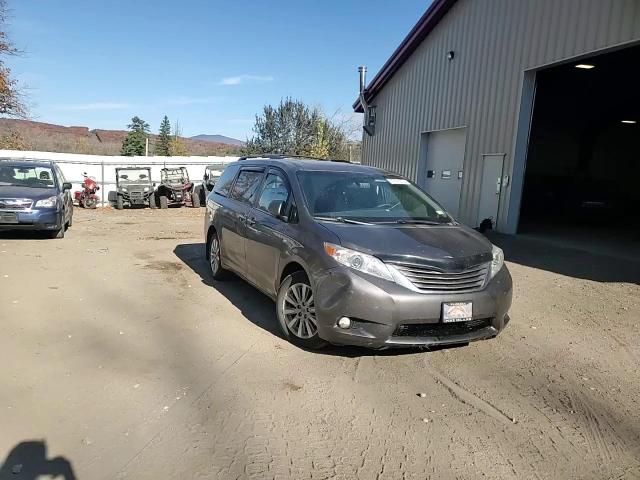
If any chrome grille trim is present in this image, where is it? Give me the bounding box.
[388,262,489,293]
[0,198,33,211]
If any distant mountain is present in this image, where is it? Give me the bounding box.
[0,119,241,156]
[191,134,245,146]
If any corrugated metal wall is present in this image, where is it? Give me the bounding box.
[362,0,640,231]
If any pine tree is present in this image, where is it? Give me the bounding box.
[121,116,150,156]
[156,115,171,156]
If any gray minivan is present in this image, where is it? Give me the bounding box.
[204,156,512,349]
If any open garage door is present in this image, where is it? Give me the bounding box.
[518,44,640,259]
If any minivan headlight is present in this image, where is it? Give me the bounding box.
[324,242,394,282]
[490,244,504,279]
[35,196,57,208]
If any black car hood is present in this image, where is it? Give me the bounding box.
[320,222,493,270]
[0,185,57,202]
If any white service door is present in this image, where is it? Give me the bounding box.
[477,154,505,228]
[423,128,467,218]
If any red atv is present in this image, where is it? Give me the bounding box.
[154,167,198,208]
[74,172,100,209]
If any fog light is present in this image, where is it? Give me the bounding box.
[337,317,351,329]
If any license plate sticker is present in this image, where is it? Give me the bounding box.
[442,302,473,323]
[0,212,18,224]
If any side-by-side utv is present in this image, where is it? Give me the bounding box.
[108,167,156,209]
[155,167,198,208]
[192,162,226,207]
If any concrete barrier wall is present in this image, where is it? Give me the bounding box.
[0,150,240,205]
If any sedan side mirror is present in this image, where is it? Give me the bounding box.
[267,200,286,219]
[62,182,72,191]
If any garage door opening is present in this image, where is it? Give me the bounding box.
[518,44,640,259]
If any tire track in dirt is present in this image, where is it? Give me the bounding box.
[426,367,516,426]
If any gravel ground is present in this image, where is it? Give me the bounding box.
[0,208,638,480]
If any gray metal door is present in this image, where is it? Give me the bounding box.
[422,127,467,218]
[477,154,505,228]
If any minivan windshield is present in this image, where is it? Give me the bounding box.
[298,170,453,224]
[0,165,56,188]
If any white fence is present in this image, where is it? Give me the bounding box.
[0,150,240,205]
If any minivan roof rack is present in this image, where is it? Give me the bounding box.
[237,154,350,163]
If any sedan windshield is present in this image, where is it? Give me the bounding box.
[0,165,56,188]
[298,170,453,224]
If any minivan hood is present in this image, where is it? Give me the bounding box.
[320,222,493,271]
[0,185,57,202]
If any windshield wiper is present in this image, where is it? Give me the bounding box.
[313,216,373,225]
[378,219,447,225]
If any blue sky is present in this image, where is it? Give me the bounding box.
[6,0,428,139]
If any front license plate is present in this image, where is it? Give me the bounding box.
[442,302,473,323]
[0,212,18,224]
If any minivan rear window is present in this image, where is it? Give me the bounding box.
[213,164,240,197]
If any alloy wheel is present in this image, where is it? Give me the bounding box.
[209,236,220,276]
[282,283,317,339]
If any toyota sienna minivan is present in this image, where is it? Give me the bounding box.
[204,156,512,349]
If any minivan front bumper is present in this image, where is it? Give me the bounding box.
[313,266,512,349]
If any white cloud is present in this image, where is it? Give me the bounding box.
[218,74,274,86]
[56,102,132,111]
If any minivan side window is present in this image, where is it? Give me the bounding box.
[229,170,264,204]
[213,164,240,197]
[257,172,290,214]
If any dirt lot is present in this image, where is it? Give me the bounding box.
[0,208,638,480]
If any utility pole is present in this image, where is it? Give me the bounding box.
[145,138,149,156]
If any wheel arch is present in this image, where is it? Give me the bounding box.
[279,261,308,287]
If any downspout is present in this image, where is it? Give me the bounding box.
[359,66,374,136]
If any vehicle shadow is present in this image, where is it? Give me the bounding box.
[488,233,640,285]
[0,440,76,480]
[173,243,437,358]
[0,231,52,240]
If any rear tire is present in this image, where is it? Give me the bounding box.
[276,271,326,350]
[192,186,202,207]
[116,196,123,210]
[207,231,229,280]
[159,195,168,209]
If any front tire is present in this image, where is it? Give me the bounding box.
[149,193,157,209]
[207,231,229,280]
[276,271,326,350]
[159,195,168,209]
[49,227,65,239]
[116,195,124,210]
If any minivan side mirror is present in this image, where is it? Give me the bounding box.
[267,200,286,219]
[62,182,72,191]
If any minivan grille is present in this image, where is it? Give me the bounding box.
[393,318,492,337]
[0,198,33,211]
[388,262,488,293]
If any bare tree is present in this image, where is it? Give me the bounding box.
[0,0,27,118]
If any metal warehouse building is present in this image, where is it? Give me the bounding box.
[355,0,640,248]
